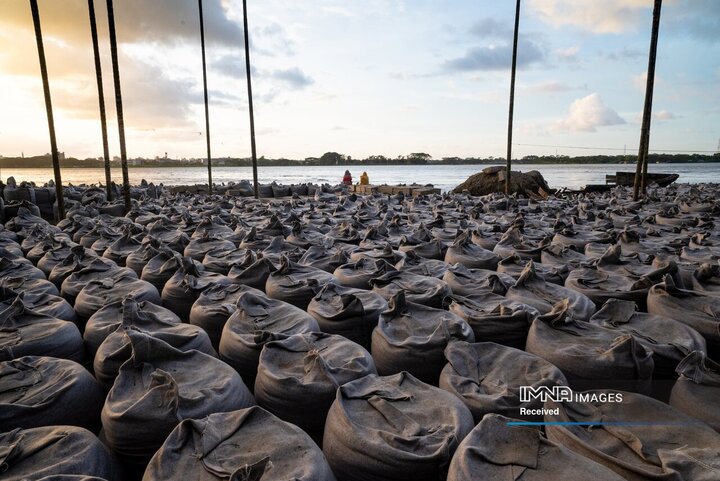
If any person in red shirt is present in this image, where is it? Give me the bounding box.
[342,170,353,185]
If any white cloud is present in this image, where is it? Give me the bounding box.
[634,110,678,122]
[553,93,626,132]
[527,0,651,34]
[654,110,676,121]
[555,46,580,63]
[632,71,664,91]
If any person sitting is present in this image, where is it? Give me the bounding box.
[342,170,352,185]
[360,171,369,185]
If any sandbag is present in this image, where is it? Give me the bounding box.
[442,263,512,297]
[0,257,45,281]
[545,390,720,481]
[0,299,83,362]
[691,262,720,293]
[372,291,474,385]
[525,299,654,393]
[323,372,474,481]
[83,297,181,360]
[265,255,337,309]
[201,247,250,274]
[349,243,405,264]
[125,238,163,277]
[669,351,720,432]
[0,425,119,481]
[398,238,448,260]
[0,356,104,432]
[493,227,547,262]
[219,290,319,387]
[94,323,215,390]
[188,283,262,348]
[505,261,596,321]
[61,258,135,306]
[370,270,451,308]
[299,245,350,273]
[439,341,568,423]
[647,274,720,358]
[74,273,160,323]
[565,266,654,308]
[48,245,101,287]
[183,233,235,261]
[102,229,142,267]
[394,250,449,278]
[140,249,188,292]
[445,293,538,349]
[0,290,76,323]
[589,299,706,380]
[227,251,278,290]
[444,230,500,269]
[101,331,255,468]
[333,258,395,289]
[0,276,59,298]
[307,283,388,349]
[161,257,230,322]
[447,414,626,481]
[255,332,376,441]
[142,407,336,481]
[497,253,568,285]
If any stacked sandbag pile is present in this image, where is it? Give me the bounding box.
[0,179,719,480]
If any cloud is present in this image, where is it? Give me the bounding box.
[553,93,626,132]
[469,18,512,39]
[270,67,314,89]
[1,0,242,46]
[527,0,651,34]
[604,47,645,61]
[654,110,677,121]
[523,81,575,93]
[632,71,664,91]
[634,110,678,122]
[443,36,544,72]
[555,46,580,63]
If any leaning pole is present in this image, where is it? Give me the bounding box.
[30,0,65,219]
[198,0,213,195]
[106,0,131,211]
[633,0,662,200]
[242,0,259,199]
[505,0,521,195]
[87,0,113,200]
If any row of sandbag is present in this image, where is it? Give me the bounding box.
[3,199,719,396]
[4,364,719,481]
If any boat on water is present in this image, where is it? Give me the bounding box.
[581,171,680,193]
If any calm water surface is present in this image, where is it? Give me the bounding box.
[2,163,719,192]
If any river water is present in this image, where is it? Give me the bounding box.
[2,163,718,192]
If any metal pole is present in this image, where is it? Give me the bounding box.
[242,0,259,199]
[634,0,662,199]
[198,0,213,195]
[30,0,65,219]
[87,0,112,201]
[106,0,131,211]
[505,0,521,195]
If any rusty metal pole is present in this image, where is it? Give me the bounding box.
[198,0,213,195]
[505,0,521,195]
[106,0,131,211]
[634,0,662,199]
[87,0,113,201]
[242,0,259,199]
[30,0,65,219]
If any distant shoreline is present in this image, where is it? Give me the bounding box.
[2,160,719,170]
[1,153,718,169]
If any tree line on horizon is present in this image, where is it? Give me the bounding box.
[1,151,718,169]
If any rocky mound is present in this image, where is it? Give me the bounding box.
[454,166,550,197]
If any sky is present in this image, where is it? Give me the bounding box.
[0,0,719,161]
